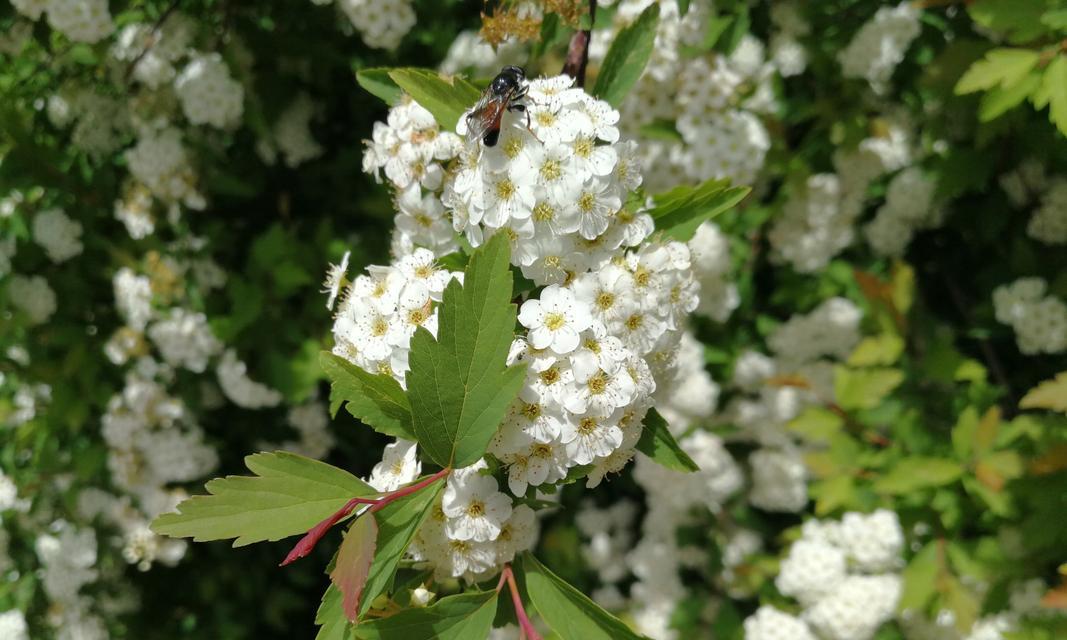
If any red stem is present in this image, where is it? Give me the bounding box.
[501,565,542,640]
[280,468,450,566]
[369,467,451,513]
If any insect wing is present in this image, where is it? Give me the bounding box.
[465,94,509,145]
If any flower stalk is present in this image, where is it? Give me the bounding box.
[497,564,542,640]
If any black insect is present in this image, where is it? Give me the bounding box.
[465,65,531,147]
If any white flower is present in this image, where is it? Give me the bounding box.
[322,251,350,311]
[561,412,624,466]
[175,53,244,128]
[442,468,513,542]
[32,208,83,263]
[518,285,594,355]
[368,439,421,492]
[569,176,622,240]
[8,275,57,325]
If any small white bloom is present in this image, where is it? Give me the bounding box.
[518,285,594,355]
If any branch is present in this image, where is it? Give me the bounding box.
[561,0,597,86]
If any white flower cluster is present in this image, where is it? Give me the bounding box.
[333,75,706,584]
[411,461,538,582]
[216,349,283,409]
[689,221,740,322]
[111,15,196,88]
[34,521,108,640]
[575,499,638,608]
[337,0,416,50]
[7,274,58,325]
[0,609,29,640]
[865,167,942,256]
[125,127,206,212]
[747,510,905,640]
[147,307,223,373]
[175,53,245,129]
[720,297,862,512]
[993,277,1067,355]
[593,1,776,190]
[257,94,324,168]
[1027,178,1067,245]
[770,120,913,273]
[32,207,84,263]
[770,1,810,77]
[46,85,128,157]
[12,0,114,43]
[838,2,921,93]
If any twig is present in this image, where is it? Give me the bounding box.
[124,0,183,82]
[561,0,597,86]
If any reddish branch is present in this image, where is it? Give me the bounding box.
[561,0,597,86]
[280,467,451,566]
[497,565,542,640]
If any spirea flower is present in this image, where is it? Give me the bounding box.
[32,207,83,263]
[175,53,244,128]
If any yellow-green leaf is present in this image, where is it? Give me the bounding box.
[1020,371,1067,413]
[834,366,904,411]
[874,457,964,495]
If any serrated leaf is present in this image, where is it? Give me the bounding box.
[899,542,939,612]
[1041,56,1067,137]
[406,233,527,469]
[834,366,904,411]
[316,585,353,640]
[321,352,415,439]
[520,553,646,640]
[359,479,444,617]
[353,591,498,639]
[387,68,481,132]
[356,67,403,105]
[635,408,699,472]
[648,178,750,241]
[873,458,964,495]
[592,4,660,106]
[152,452,374,546]
[955,48,1040,94]
[978,70,1041,121]
[1020,371,1067,413]
[331,515,378,622]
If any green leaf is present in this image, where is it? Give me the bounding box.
[356,68,403,105]
[952,406,980,459]
[1040,56,1067,136]
[520,553,646,640]
[635,408,699,472]
[847,333,905,367]
[406,233,528,469]
[968,0,1049,44]
[978,70,1041,121]
[387,68,482,132]
[316,586,353,640]
[833,366,904,411]
[152,452,374,546]
[320,352,415,439]
[677,0,691,16]
[1043,9,1067,31]
[592,4,660,107]
[331,515,379,622]
[899,542,939,612]
[788,407,844,443]
[648,178,750,241]
[955,48,1040,94]
[873,458,964,495]
[353,591,498,639]
[359,479,444,617]
[1020,371,1067,413]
